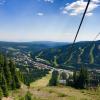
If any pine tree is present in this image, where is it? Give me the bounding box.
[73,67,89,89]
[16,71,24,83]
[0,87,3,100]
[0,54,21,98]
[49,70,59,86]
[0,56,8,97]
[14,74,20,88]
[78,67,88,88]
[0,55,3,99]
[60,72,67,80]
[73,70,78,87]
[3,56,12,89]
[9,59,20,89]
[0,54,4,67]
[1,74,9,97]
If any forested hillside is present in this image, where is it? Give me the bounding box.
[0,54,21,99]
[19,65,49,86]
[0,53,50,99]
[33,40,100,69]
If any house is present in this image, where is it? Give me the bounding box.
[58,80,66,85]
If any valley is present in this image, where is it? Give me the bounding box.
[0,0,100,99]
[0,41,100,100]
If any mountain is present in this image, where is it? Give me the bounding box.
[33,40,100,69]
[0,41,68,86]
[0,41,68,54]
[0,40,100,70]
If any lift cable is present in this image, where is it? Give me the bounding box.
[66,0,91,64]
[72,0,91,45]
[93,32,100,41]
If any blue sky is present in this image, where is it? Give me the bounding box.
[0,0,100,42]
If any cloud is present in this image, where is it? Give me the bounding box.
[86,12,93,16]
[92,0,100,3]
[0,0,6,5]
[44,0,54,3]
[62,0,100,16]
[37,12,44,16]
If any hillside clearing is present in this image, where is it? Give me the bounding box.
[30,72,52,88]
[2,72,100,100]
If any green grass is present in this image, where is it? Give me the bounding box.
[57,92,68,97]
[53,56,58,66]
[78,48,85,63]
[35,51,43,58]
[30,72,51,88]
[4,73,100,100]
[89,44,95,64]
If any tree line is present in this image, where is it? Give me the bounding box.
[49,67,99,89]
[0,53,21,99]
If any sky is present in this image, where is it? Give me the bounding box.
[0,0,100,42]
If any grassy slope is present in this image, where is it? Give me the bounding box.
[89,44,95,64]
[53,56,59,67]
[3,73,100,100]
[78,48,85,63]
[30,73,100,100]
[30,72,51,88]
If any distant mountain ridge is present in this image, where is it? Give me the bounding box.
[0,40,100,69]
[0,41,68,54]
[33,40,100,69]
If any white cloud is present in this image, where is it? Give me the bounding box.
[86,12,93,16]
[92,0,100,3]
[37,12,44,16]
[62,0,100,16]
[44,0,54,3]
[62,10,68,14]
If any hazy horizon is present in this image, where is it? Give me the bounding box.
[0,40,99,43]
